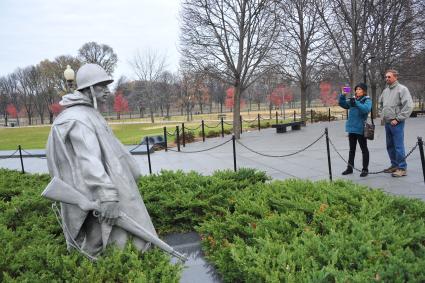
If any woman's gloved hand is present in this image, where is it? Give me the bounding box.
[349,97,356,107]
[100,201,120,225]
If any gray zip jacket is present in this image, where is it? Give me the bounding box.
[378,81,413,122]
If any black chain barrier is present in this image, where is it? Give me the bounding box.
[259,116,272,121]
[328,137,419,174]
[242,117,258,123]
[167,138,233,154]
[0,149,19,159]
[21,149,47,159]
[185,124,202,131]
[223,121,233,126]
[235,132,326,158]
[204,122,222,129]
[129,143,145,153]
[166,129,177,136]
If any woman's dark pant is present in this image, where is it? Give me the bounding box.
[347,133,369,170]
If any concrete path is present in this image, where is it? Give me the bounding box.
[1,118,424,199]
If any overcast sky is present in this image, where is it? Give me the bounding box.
[0,0,181,81]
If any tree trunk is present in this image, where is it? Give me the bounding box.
[150,109,155,123]
[233,84,241,139]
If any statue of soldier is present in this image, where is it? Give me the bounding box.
[46,64,157,257]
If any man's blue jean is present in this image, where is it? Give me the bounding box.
[385,121,406,169]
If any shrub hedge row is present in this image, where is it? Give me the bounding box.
[2,168,425,282]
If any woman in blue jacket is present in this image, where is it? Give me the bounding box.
[338,83,372,177]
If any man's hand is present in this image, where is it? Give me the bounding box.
[100,201,120,225]
[391,119,399,126]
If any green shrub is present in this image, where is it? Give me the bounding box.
[179,130,195,143]
[0,169,181,282]
[206,130,220,137]
[3,168,425,282]
[198,179,425,282]
[311,110,336,122]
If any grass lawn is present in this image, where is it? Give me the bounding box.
[0,109,296,151]
[0,120,239,150]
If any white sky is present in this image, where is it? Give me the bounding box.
[0,0,182,81]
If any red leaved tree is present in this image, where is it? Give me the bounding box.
[225,87,245,111]
[6,104,17,118]
[319,82,337,106]
[49,103,63,116]
[114,91,129,119]
[268,85,285,107]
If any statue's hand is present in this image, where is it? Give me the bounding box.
[100,201,120,225]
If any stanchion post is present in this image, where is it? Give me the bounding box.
[176,126,181,152]
[328,108,331,122]
[293,110,296,122]
[202,120,205,142]
[221,117,224,137]
[310,109,313,124]
[146,137,152,175]
[257,114,261,131]
[325,128,332,181]
[240,115,242,134]
[18,145,25,174]
[418,137,425,184]
[275,111,278,124]
[182,123,186,147]
[163,127,168,152]
[232,135,237,172]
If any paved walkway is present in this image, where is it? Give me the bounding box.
[1,118,424,199]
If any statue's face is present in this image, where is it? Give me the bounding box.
[92,85,111,103]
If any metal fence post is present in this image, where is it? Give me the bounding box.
[221,117,224,137]
[146,137,152,175]
[176,125,180,152]
[201,120,205,142]
[310,109,313,124]
[18,145,25,174]
[182,123,186,147]
[418,137,425,184]
[257,114,261,131]
[328,108,331,122]
[325,128,332,181]
[275,111,278,124]
[293,110,296,122]
[240,115,242,135]
[232,135,237,172]
[163,127,168,152]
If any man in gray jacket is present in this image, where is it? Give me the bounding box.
[378,69,414,177]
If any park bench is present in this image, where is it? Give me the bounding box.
[410,110,425,117]
[217,113,227,119]
[271,121,304,133]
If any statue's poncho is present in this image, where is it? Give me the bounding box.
[46,92,156,256]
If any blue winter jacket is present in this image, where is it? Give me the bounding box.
[338,94,372,135]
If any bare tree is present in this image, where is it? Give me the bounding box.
[15,67,37,125]
[277,0,328,122]
[316,0,375,87]
[78,42,118,75]
[130,49,167,123]
[180,0,281,138]
[366,0,421,114]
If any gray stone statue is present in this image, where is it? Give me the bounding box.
[43,64,186,261]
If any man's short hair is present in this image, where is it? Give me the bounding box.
[385,69,399,78]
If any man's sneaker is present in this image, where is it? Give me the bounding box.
[384,166,397,173]
[392,169,407,177]
[360,169,368,177]
[342,168,353,175]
